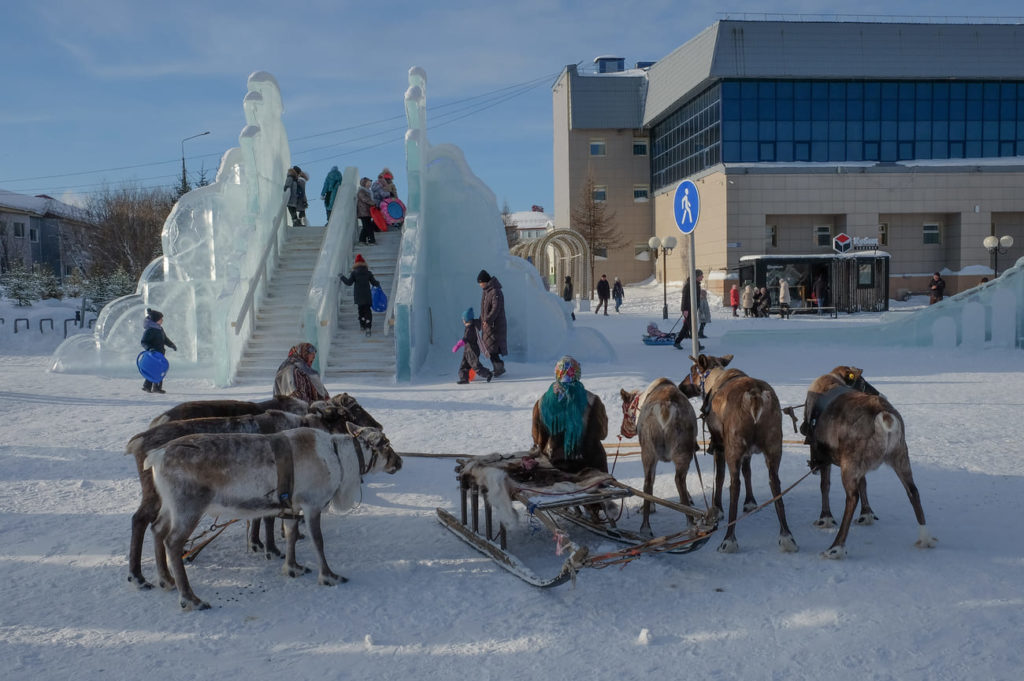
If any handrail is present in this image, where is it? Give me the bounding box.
[234,206,286,335]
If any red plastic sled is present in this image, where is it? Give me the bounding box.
[370,205,388,232]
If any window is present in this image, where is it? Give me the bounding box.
[589,139,606,156]
[592,185,607,202]
[29,228,39,243]
[858,263,875,288]
[633,185,649,202]
[814,225,832,247]
[633,139,648,156]
[768,225,778,248]
[923,223,941,244]
[13,222,25,238]
[878,223,888,246]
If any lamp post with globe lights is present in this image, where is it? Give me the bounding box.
[648,235,677,319]
[983,235,1014,278]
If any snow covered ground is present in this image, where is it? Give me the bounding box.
[1,282,1022,681]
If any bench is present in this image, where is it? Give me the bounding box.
[769,306,838,318]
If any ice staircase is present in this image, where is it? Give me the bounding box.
[323,229,401,381]
[233,227,327,385]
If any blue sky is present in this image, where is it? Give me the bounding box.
[1,0,1019,224]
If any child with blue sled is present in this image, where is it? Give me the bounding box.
[453,307,493,384]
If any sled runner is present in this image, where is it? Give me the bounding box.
[437,452,717,587]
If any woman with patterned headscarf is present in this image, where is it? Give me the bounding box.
[530,356,608,473]
[273,342,329,404]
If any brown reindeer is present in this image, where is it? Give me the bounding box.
[803,367,937,558]
[619,378,699,536]
[145,426,402,610]
[679,353,798,554]
[125,397,382,589]
[801,366,882,528]
[149,395,309,427]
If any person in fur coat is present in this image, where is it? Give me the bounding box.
[284,165,309,226]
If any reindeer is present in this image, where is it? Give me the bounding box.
[149,395,309,427]
[679,354,798,554]
[619,378,699,536]
[145,426,402,610]
[125,397,381,589]
[802,367,937,558]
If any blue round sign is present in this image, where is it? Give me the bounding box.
[673,180,700,234]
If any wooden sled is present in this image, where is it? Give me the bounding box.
[436,452,717,587]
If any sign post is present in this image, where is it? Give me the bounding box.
[673,180,701,354]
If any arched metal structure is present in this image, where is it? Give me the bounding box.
[511,228,591,297]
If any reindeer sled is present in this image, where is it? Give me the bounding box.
[436,451,717,588]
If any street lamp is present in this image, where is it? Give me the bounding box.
[983,234,1014,278]
[180,131,210,194]
[649,235,678,319]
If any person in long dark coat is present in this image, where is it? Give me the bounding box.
[673,269,704,348]
[140,308,177,393]
[477,269,507,377]
[340,253,380,336]
[562,275,575,321]
[595,274,611,315]
[929,272,946,305]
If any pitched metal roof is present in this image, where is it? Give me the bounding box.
[643,20,1024,127]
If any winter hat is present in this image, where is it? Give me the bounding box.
[477,269,491,283]
[462,307,474,323]
[565,275,571,283]
[146,308,163,322]
[355,254,366,265]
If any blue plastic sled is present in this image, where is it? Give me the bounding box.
[642,335,677,346]
[371,285,388,313]
[137,350,169,383]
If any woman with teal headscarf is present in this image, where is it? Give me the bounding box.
[531,356,608,473]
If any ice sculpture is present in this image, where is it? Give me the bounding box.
[721,256,1024,351]
[51,71,293,384]
[393,67,615,380]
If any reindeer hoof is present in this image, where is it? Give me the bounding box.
[778,535,799,553]
[855,512,878,526]
[158,577,176,591]
[180,598,211,611]
[127,574,153,591]
[915,526,937,549]
[247,539,265,553]
[821,546,847,560]
[283,563,311,578]
[743,501,758,513]
[813,516,836,529]
[717,538,739,553]
[265,547,284,560]
[318,571,347,586]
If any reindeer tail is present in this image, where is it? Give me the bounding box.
[125,433,143,457]
[877,411,904,452]
[742,389,771,424]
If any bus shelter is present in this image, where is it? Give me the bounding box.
[737,252,891,313]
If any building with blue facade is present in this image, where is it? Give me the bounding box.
[553,19,1024,299]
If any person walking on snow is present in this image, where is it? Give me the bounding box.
[673,269,704,349]
[140,308,176,394]
[452,307,492,384]
[729,283,740,317]
[612,277,624,312]
[562,275,575,321]
[477,269,508,377]
[595,274,611,315]
[320,166,342,221]
[340,254,380,336]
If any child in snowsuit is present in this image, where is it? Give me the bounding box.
[140,308,177,393]
[453,307,493,384]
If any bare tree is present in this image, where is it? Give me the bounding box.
[69,183,175,279]
[500,199,518,247]
[570,175,624,297]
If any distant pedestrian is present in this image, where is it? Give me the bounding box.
[756,287,771,318]
[929,272,946,305]
[778,278,791,319]
[274,342,329,403]
[140,308,177,394]
[356,177,377,244]
[741,283,754,317]
[284,165,309,226]
[612,277,624,312]
[813,272,827,314]
[340,253,380,336]
[595,274,610,315]
[477,269,508,377]
[371,168,397,204]
[698,286,711,339]
[453,307,492,384]
[562,275,575,321]
[729,283,739,317]
[673,269,704,349]
[320,165,342,221]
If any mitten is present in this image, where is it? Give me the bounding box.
[452,339,465,353]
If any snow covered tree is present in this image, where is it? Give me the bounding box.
[0,260,38,306]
